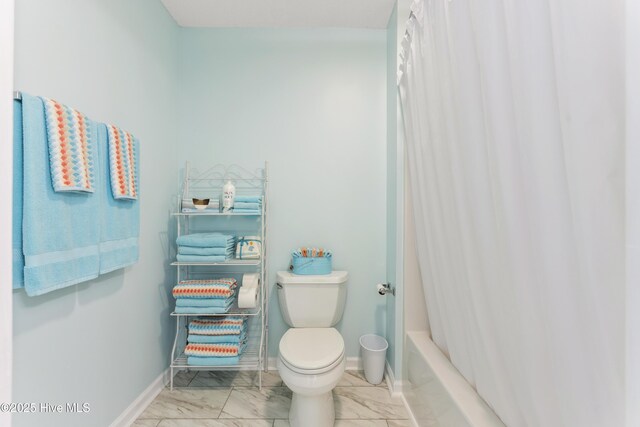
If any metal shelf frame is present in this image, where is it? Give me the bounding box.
[169,162,269,390]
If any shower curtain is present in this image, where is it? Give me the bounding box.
[398,1,624,426]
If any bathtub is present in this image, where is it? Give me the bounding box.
[403,331,506,427]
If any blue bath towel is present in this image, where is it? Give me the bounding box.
[177,246,232,256]
[187,356,240,366]
[175,297,235,307]
[175,305,233,314]
[232,209,261,215]
[176,254,228,263]
[20,93,100,296]
[188,330,247,344]
[176,233,235,248]
[233,202,260,210]
[12,100,24,289]
[97,123,140,273]
[234,195,262,203]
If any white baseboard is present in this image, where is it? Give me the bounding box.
[384,360,408,397]
[109,368,170,427]
[345,356,363,371]
[268,356,277,370]
[385,360,397,395]
[398,390,420,427]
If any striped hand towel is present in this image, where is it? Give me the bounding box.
[188,317,246,336]
[188,330,247,344]
[42,97,95,193]
[184,341,247,358]
[172,278,237,299]
[107,124,138,200]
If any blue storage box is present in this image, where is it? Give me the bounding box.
[291,256,332,275]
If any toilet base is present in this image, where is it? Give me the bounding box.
[289,390,335,427]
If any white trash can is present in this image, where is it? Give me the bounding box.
[359,334,388,385]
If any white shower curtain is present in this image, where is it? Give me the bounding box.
[398,1,624,426]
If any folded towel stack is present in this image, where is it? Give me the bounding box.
[186,316,248,365]
[176,233,236,263]
[233,195,263,215]
[172,278,238,314]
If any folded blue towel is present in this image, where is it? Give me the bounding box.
[176,254,228,263]
[233,202,260,210]
[178,246,232,256]
[175,305,233,314]
[97,123,139,274]
[20,94,100,296]
[12,100,24,289]
[175,297,235,307]
[233,209,261,215]
[188,330,247,344]
[234,195,262,203]
[176,233,235,248]
[187,356,240,366]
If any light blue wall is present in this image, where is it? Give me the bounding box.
[177,29,388,357]
[12,10,390,426]
[13,1,179,426]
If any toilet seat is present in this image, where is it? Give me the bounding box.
[279,328,345,375]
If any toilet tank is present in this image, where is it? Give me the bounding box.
[276,271,348,327]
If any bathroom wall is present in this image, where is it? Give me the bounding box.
[393,0,428,384]
[176,28,388,357]
[0,0,15,422]
[12,1,179,426]
[385,3,400,376]
[387,0,414,383]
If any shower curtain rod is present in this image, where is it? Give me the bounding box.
[13,91,21,100]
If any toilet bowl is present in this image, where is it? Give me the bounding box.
[275,271,349,427]
[278,327,345,427]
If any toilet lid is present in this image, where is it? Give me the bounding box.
[279,328,345,371]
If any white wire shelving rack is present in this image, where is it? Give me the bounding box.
[169,162,269,390]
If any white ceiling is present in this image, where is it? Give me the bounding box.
[160,0,396,29]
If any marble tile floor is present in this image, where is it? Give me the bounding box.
[134,370,410,427]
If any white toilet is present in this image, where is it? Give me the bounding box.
[276,270,348,427]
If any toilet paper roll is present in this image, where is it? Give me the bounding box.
[238,273,260,308]
[242,273,259,288]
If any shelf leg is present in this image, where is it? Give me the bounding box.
[170,315,181,391]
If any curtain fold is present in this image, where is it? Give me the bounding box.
[398,0,624,425]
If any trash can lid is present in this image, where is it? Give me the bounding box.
[359,334,389,352]
[279,327,344,371]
